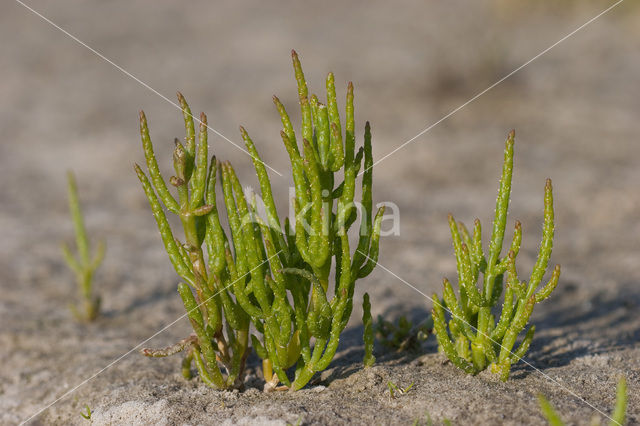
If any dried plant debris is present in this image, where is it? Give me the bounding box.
[136,51,383,391]
[432,131,560,381]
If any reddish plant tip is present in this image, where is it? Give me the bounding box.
[515,220,522,229]
[508,129,515,139]
[177,91,185,102]
[447,212,454,221]
[139,110,146,120]
[291,49,298,57]
[200,112,207,123]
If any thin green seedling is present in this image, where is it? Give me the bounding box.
[412,412,433,426]
[538,377,627,426]
[79,404,92,420]
[362,292,376,367]
[432,131,560,380]
[412,413,453,426]
[61,171,105,322]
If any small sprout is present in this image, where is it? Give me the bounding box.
[538,377,627,426]
[80,404,92,420]
[376,315,433,353]
[362,293,376,367]
[61,171,105,322]
[432,131,560,380]
[387,380,414,400]
[412,412,433,426]
[286,417,303,426]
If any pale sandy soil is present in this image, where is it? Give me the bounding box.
[1,1,639,424]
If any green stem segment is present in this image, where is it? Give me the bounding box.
[61,171,105,322]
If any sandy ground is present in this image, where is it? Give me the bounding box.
[1,1,639,424]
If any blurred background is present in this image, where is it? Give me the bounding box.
[1,0,638,423]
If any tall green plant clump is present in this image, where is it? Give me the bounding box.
[136,51,384,391]
[432,131,561,381]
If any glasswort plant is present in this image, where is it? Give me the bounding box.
[136,96,251,390]
[136,51,384,391]
[432,130,560,381]
[61,171,105,321]
[238,50,385,390]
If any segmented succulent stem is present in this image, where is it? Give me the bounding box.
[137,95,250,389]
[362,293,375,367]
[538,377,627,426]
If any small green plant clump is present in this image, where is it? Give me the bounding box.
[61,171,105,322]
[432,131,560,381]
[137,51,384,391]
[79,404,92,421]
[376,315,433,353]
[538,377,627,426]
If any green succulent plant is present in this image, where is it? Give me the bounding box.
[432,130,560,381]
[61,171,105,322]
[136,51,384,391]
